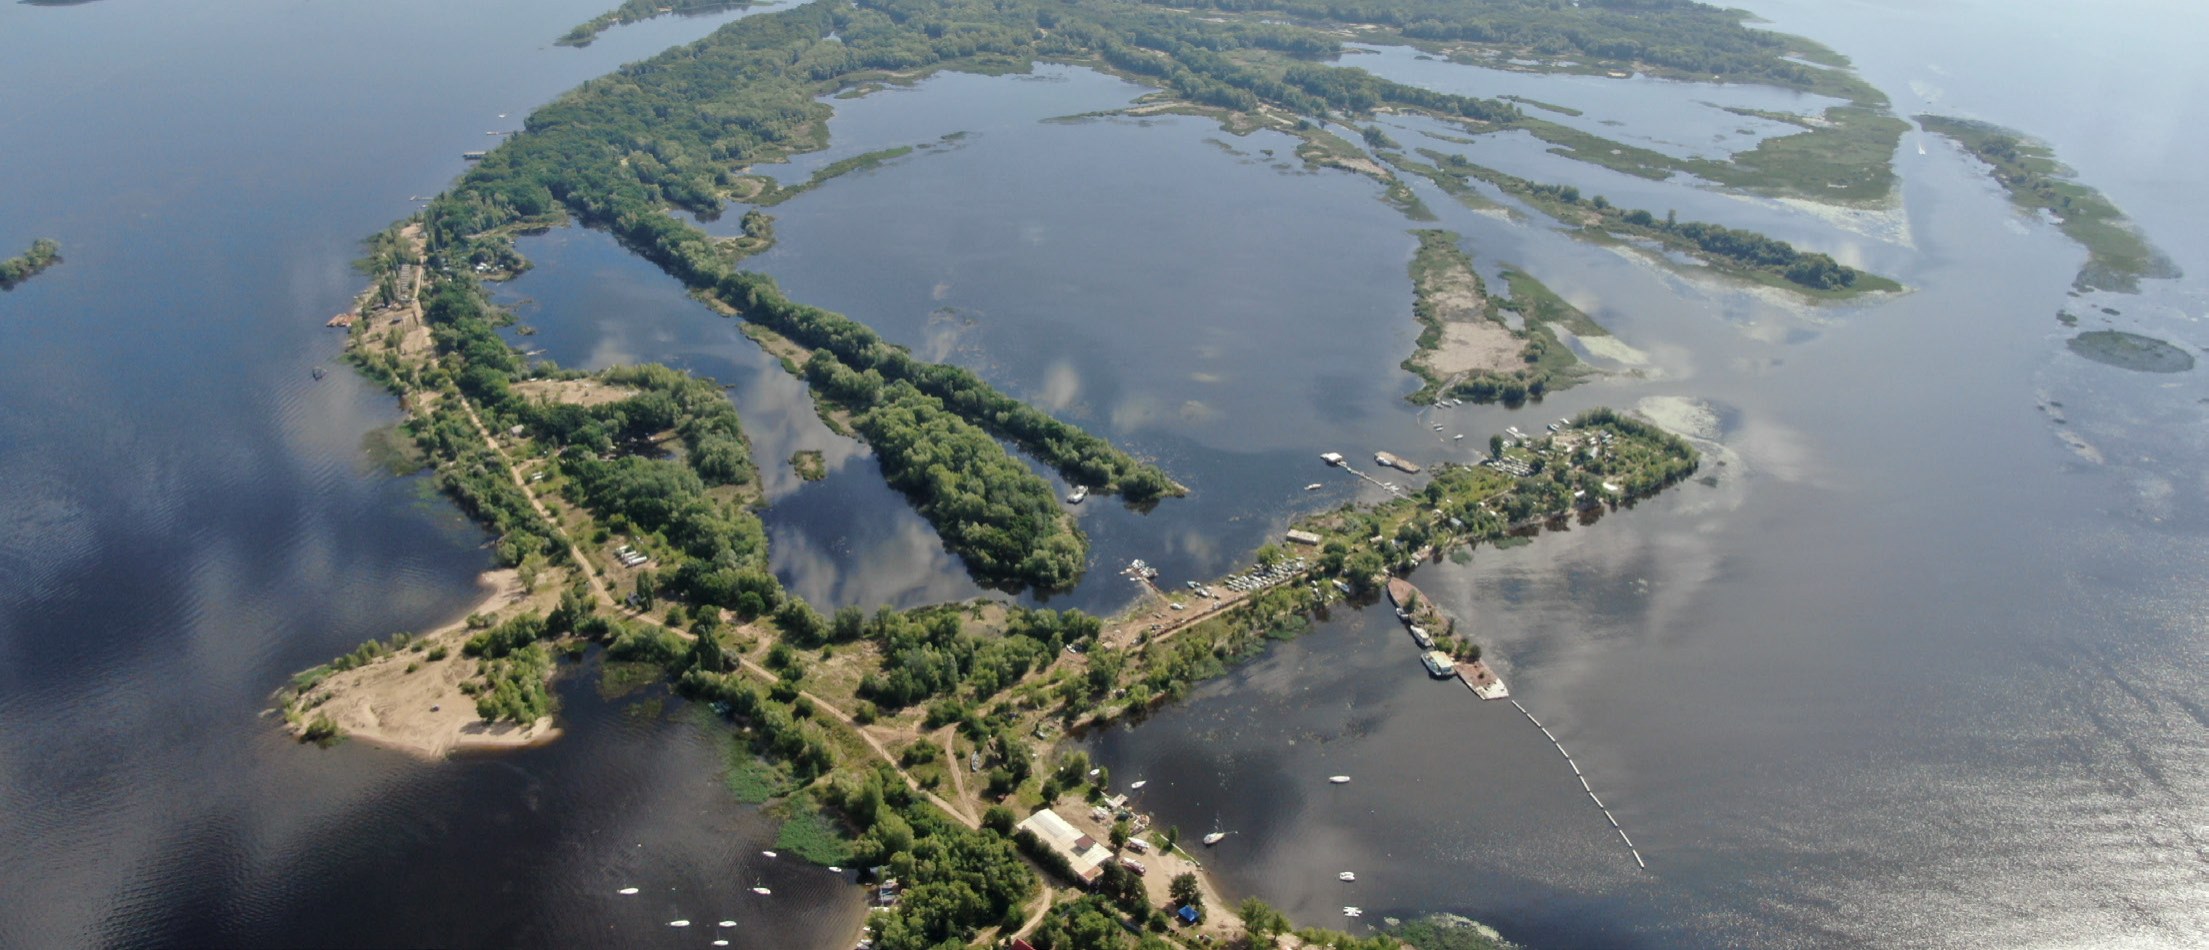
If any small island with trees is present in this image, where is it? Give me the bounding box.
[1405,151,1900,298]
[1919,115,2179,293]
[0,238,61,291]
[1401,229,1598,405]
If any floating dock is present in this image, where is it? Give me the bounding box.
[1374,451,1422,474]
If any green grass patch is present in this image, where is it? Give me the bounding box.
[772,794,857,865]
[599,659,666,700]
[725,744,798,804]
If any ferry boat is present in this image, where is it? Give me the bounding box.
[1065,485,1088,504]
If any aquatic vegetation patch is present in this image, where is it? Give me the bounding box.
[2065,330,2194,374]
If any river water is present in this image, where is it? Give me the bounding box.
[3,0,2206,947]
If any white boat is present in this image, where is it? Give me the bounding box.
[670,920,691,927]
[1203,831,1227,845]
[1343,906,1363,917]
[752,886,772,896]
[1130,780,1147,790]
[617,887,639,895]
[1339,871,1357,882]
[762,850,777,858]
[1329,775,1352,784]
[1305,483,1323,491]
[718,920,737,928]
[1065,485,1088,504]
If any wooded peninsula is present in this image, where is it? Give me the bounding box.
[1919,115,2179,293]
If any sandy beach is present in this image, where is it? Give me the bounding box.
[285,569,564,759]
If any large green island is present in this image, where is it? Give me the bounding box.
[271,0,1916,945]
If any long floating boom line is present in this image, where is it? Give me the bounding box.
[1512,698,1646,870]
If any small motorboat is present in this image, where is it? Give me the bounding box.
[718,921,737,928]
[1202,831,1227,846]
[762,850,777,858]
[1129,780,1147,790]
[669,920,691,927]
[1065,485,1088,504]
[752,886,772,896]
[617,887,639,895]
[1342,906,1363,917]
[311,366,326,380]
[1339,871,1357,882]
[1305,483,1323,491]
[1329,775,1352,784]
